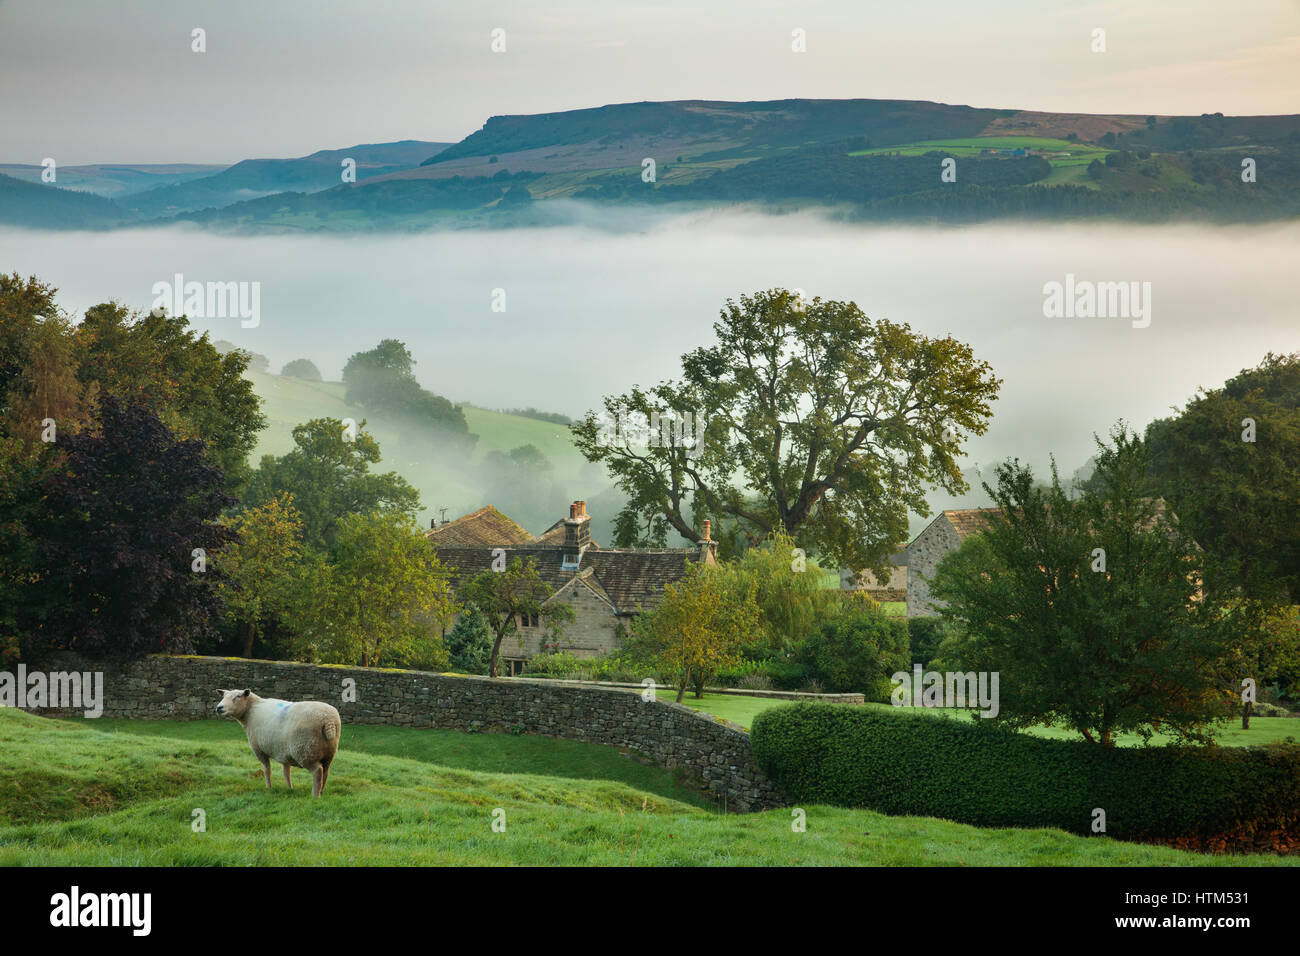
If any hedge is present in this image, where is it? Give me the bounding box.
[750,703,1300,853]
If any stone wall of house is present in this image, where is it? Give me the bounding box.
[904,516,961,617]
[31,653,787,812]
[509,576,621,662]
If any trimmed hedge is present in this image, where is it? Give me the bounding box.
[750,703,1300,853]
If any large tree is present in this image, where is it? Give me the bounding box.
[635,561,762,702]
[930,427,1248,745]
[572,289,1000,575]
[243,417,421,549]
[25,396,233,660]
[215,492,306,658]
[73,303,265,492]
[1145,352,1300,604]
[294,512,456,668]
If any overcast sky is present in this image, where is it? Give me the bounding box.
[2,0,1298,164]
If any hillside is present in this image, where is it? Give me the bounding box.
[122,141,453,217]
[0,162,226,198]
[0,173,134,228]
[167,99,1300,230]
[1,710,1285,866]
[246,369,615,539]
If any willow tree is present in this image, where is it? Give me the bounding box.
[571,289,1001,577]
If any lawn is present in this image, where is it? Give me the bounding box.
[0,709,1288,866]
[669,690,1300,746]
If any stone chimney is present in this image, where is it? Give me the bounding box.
[697,518,717,564]
[563,500,591,554]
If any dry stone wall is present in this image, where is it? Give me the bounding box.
[33,653,787,812]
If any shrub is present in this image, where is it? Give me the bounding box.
[906,616,948,666]
[798,611,908,699]
[751,703,1300,852]
[445,607,493,674]
[738,673,773,690]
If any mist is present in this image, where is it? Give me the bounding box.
[4,209,1297,535]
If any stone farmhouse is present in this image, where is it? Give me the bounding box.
[428,501,717,674]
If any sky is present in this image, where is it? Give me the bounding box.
[1,0,1298,164]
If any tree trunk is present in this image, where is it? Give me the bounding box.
[242,621,256,658]
[675,669,688,704]
[1242,699,1253,730]
[489,633,505,678]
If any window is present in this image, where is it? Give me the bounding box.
[519,612,540,628]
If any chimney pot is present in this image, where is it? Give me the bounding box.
[703,519,711,541]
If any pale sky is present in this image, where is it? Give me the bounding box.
[1,0,1298,164]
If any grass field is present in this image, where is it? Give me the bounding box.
[850,137,1113,188]
[1,709,1290,866]
[667,691,1300,745]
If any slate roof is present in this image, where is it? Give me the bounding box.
[943,508,999,540]
[534,518,601,549]
[431,543,699,615]
[425,506,534,547]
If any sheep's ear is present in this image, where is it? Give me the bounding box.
[240,689,250,697]
[216,688,227,695]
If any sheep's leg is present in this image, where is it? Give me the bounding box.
[258,755,271,789]
[307,761,324,797]
[318,757,331,795]
[283,763,293,789]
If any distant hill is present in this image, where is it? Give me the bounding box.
[10,100,1300,230]
[0,173,133,228]
[0,163,226,198]
[120,141,453,217]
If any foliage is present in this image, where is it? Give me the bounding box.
[458,556,573,677]
[74,303,265,492]
[292,512,455,668]
[930,427,1248,745]
[243,417,420,549]
[572,289,1000,576]
[906,616,950,667]
[712,531,841,658]
[214,493,306,658]
[798,610,909,698]
[342,339,473,449]
[445,606,493,674]
[280,358,322,381]
[633,562,762,701]
[750,703,1300,852]
[1145,352,1300,603]
[24,396,233,660]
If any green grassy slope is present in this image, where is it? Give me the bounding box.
[1,710,1287,865]
[247,370,606,534]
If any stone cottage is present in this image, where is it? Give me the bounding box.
[428,501,717,674]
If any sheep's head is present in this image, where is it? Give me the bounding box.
[215,688,253,720]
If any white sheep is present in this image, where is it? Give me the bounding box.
[215,688,342,796]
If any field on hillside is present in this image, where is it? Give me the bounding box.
[1,710,1289,866]
[246,370,607,533]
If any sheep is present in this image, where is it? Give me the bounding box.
[215,688,342,797]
